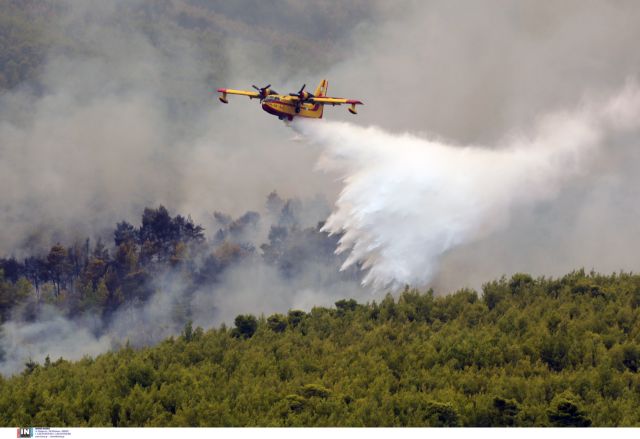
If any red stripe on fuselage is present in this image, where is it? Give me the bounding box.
[261,103,294,120]
[265,99,321,111]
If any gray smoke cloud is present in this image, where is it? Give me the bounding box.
[0,306,111,375]
[0,0,354,255]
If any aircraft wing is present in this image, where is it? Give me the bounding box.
[308,96,363,114]
[308,97,363,106]
[217,88,261,98]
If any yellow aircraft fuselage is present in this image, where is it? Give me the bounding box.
[260,95,323,120]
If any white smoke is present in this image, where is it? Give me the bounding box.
[294,81,640,288]
[0,306,111,375]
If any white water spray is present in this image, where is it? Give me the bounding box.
[294,82,640,289]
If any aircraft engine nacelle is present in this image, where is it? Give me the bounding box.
[219,92,229,104]
[348,103,358,114]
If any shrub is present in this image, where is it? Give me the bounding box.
[267,314,288,333]
[299,383,331,399]
[424,401,459,427]
[547,392,591,427]
[232,314,258,339]
[287,310,306,328]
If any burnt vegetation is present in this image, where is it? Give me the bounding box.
[0,192,357,328]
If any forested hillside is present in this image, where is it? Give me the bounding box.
[1,270,639,426]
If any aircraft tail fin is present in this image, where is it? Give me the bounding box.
[314,79,328,97]
[313,80,327,118]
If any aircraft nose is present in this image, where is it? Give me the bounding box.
[261,102,278,117]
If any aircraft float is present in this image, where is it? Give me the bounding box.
[217,79,363,120]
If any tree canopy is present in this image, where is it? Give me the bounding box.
[1,270,640,426]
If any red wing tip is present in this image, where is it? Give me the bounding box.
[217,88,227,93]
[347,100,363,105]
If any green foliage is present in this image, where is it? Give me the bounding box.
[491,397,520,427]
[610,343,640,373]
[287,310,306,328]
[335,299,358,314]
[124,360,154,389]
[267,314,288,333]
[2,270,640,426]
[181,321,194,342]
[509,273,534,295]
[232,314,258,339]
[299,384,331,399]
[540,335,571,372]
[547,392,592,427]
[424,401,459,427]
[482,278,508,310]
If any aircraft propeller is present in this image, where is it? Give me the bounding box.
[289,84,314,113]
[252,84,275,101]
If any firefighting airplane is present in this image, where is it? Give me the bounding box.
[216,79,363,120]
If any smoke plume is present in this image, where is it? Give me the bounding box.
[294,81,640,288]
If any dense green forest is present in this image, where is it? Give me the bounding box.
[1,270,639,426]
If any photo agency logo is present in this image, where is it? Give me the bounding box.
[17,428,33,438]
